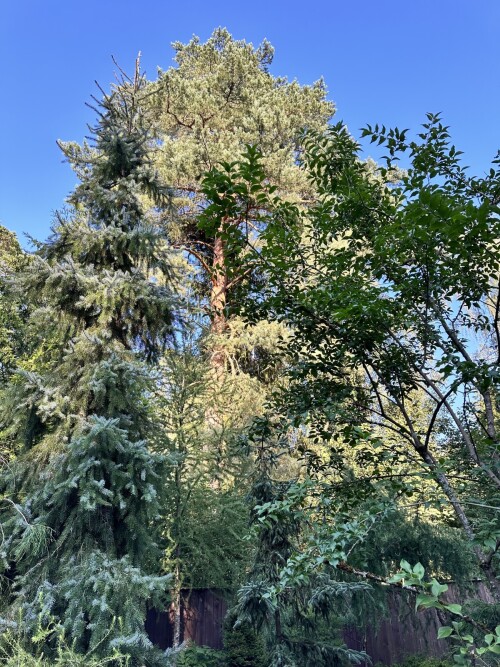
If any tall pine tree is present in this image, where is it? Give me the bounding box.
[0,63,175,664]
[149,28,334,373]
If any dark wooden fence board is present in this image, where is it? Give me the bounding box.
[145,590,228,650]
[146,583,493,663]
[343,582,494,665]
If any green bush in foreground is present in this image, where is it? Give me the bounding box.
[176,644,223,667]
[0,623,130,666]
[222,609,268,667]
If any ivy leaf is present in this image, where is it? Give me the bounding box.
[437,626,453,639]
[399,559,412,573]
[416,593,435,610]
[431,579,449,597]
[444,603,463,616]
[412,562,425,580]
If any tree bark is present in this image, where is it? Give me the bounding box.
[420,449,500,600]
[172,562,182,648]
[210,232,228,375]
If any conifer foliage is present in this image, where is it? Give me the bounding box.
[0,64,175,664]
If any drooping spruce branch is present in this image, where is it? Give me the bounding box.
[0,63,176,665]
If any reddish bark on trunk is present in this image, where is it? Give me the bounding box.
[210,233,228,375]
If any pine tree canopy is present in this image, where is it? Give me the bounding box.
[152,27,334,207]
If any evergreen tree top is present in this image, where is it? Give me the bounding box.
[151,28,334,206]
[0,62,176,665]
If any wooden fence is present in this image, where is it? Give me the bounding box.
[146,583,494,664]
[343,581,494,665]
[146,589,228,651]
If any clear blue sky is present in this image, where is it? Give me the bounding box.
[1,0,499,245]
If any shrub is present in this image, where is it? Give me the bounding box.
[176,644,223,667]
[0,625,130,666]
[222,610,268,667]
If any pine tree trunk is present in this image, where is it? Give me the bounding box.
[172,563,182,648]
[210,232,228,376]
[172,467,183,648]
